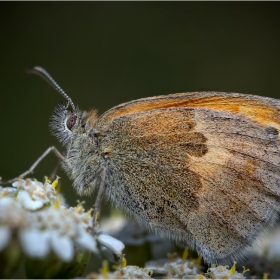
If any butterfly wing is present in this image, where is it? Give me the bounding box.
[96,92,280,264]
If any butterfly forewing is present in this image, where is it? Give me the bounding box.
[94,92,280,264]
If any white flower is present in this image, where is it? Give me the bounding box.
[75,228,98,253]
[13,179,57,210]
[164,258,201,279]
[0,196,26,227]
[0,225,11,251]
[145,257,204,279]
[19,228,50,258]
[145,259,169,275]
[0,186,17,197]
[0,178,125,263]
[17,190,46,210]
[206,264,246,279]
[114,266,153,279]
[98,233,125,255]
[49,231,74,262]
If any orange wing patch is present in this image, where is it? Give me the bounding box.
[99,92,280,133]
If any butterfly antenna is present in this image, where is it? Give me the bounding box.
[25,66,76,112]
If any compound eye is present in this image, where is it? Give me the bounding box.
[66,115,77,130]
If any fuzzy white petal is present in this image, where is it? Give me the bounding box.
[50,232,74,262]
[19,228,50,258]
[98,234,125,255]
[0,196,15,207]
[75,229,98,253]
[12,181,20,188]
[0,186,17,197]
[0,226,11,251]
[17,190,44,210]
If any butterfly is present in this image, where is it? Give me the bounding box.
[3,67,280,265]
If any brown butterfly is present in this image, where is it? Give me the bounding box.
[2,67,280,265]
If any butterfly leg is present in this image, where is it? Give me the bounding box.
[0,146,70,185]
[92,167,106,228]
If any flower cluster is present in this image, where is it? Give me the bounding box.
[114,266,153,279]
[87,264,154,279]
[166,259,203,279]
[144,257,248,279]
[205,262,246,279]
[0,178,124,278]
[145,256,204,279]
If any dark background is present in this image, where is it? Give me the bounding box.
[1,2,280,209]
[1,3,280,276]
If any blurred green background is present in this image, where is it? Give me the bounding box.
[1,2,280,208]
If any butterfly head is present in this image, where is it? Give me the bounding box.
[49,103,81,147]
